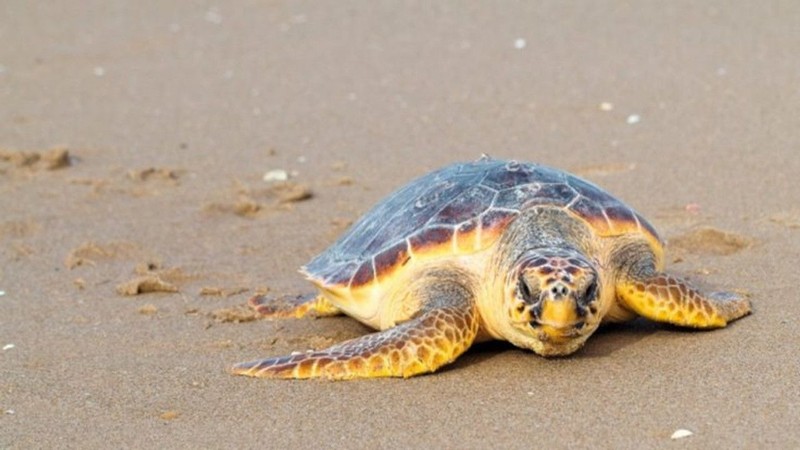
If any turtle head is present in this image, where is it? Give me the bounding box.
[504,248,603,356]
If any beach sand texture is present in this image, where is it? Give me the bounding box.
[2,1,799,448]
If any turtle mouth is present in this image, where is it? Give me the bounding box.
[530,320,586,340]
[532,319,585,330]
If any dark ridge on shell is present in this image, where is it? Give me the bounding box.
[566,174,617,205]
[308,260,358,286]
[604,205,637,228]
[362,178,467,254]
[372,241,412,280]
[636,213,662,243]
[349,260,375,287]
[481,162,539,190]
[457,217,478,234]
[480,208,518,230]
[408,226,455,250]
[430,185,497,225]
[569,196,607,223]
[494,183,540,210]
[531,183,579,205]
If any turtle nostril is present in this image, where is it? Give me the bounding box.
[550,285,568,297]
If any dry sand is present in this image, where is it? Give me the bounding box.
[2,1,799,448]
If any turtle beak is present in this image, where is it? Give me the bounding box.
[531,284,585,340]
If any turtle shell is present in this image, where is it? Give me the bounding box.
[303,158,660,291]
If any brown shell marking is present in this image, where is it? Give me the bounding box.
[565,175,663,262]
[303,158,662,298]
[309,208,518,296]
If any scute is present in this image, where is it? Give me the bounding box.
[430,185,497,225]
[303,157,661,290]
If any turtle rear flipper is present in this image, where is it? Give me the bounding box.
[617,272,751,328]
[231,276,479,379]
[248,293,341,319]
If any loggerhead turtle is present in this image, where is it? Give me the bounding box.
[231,157,751,380]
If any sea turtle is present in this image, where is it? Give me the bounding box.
[231,157,751,380]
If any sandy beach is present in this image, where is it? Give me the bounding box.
[2,1,799,448]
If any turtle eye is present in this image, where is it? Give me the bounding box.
[582,279,599,304]
[518,278,535,301]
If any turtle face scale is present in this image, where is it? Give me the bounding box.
[505,248,603,356]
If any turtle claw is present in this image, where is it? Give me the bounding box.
[229,360,260,376]
[230,354,310,379]
[248,293,341,319]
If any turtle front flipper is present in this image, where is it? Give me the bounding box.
[248,293,341,319]
[617,272,751,328]
[231,274,479,379]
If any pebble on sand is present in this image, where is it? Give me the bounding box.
[599,102,614,111]
[626,114,641,124]
[514,38,527,49]
[0,290,5,296]
[263,169,289,182]
[671,429,694,439]
[2,344,14,351]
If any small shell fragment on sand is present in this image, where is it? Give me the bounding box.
[0,290,5,296]
[160,410,180,421]
[138,303,159,315]
[685,203,702,214]
[626,114,641,124]
[599,102,614,111]
[2,344,15,351]
[671,429,694,439]
[263,169,289,182]
[514,38,526,49]
[4,409,14,415]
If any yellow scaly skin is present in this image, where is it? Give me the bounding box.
[616,273,751,328]
[231,272,479,380]
[232,306,478,379]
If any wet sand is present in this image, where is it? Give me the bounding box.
[2,1,799,448]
